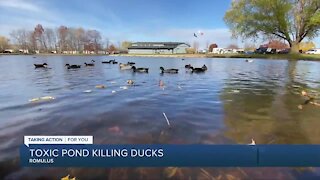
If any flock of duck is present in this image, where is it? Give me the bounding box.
[33,59,209,73]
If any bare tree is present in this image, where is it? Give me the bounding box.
[75,28,85,51]
[121,41,132,50]
[58,26,68,52]
[10,29,30,50]
[44,28,57,52]
[33,24,47,52]
[0,36,10,51]
[86,30,102,53]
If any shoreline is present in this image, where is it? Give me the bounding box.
[111,53,320,61]
[1,53,320,61]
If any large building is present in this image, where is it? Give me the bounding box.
[128,42,190,54]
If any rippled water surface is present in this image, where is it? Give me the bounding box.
[1,55,320,179]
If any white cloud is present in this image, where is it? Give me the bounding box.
[0,0,40,12]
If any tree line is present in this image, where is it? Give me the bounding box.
[0,24,131,54]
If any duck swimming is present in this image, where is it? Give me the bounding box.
[65,64,81,69]
[127,79,134,85]
[160,67,179,74]
[202,64,208,71]
[102,60,113,64]
[84,62,94,66]
[190,66,207,73]
[84,60,95,66]
[185,64,192,69]
[34,63,48,68]
[119,63,132,70]
[132,66,149,73]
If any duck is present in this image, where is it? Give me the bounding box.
[84,62,94,66]
[102,60,113,64]
[160,67,179,74]
[119,63,128,67]
[119,63,132,70]
[34,63,48,68]
[127,61,135,65]
[65,64,81,69]
[84,60,95,66]
[132,66,149,73]
[127,80,134,85]
[190,66,207,73]
[245,59,254,63]
[185,64,192,69]
[202,64,208,71]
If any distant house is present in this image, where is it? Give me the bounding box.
[210,48,244,54]
[19,49,29,54]
[63,51,79,54]
[128,42,190,54]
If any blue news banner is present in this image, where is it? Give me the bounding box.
[20,145,320,167]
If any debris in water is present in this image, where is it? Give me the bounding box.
[29,96,55,103]
[61,174,76,180]
[301,90,307,96]
[108,126,123,135]
[120,86,128,90]
[159,80,165,87]
[162,112,171,127]
[110,81,117,84]
[83,90,92,93]
[95,85,106,89]
[112,90,117,93]
[248,138,256,145]
[231,90,240,93]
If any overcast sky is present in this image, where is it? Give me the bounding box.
[0,0,319,49]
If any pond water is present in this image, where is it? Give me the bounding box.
[0,55,320,179]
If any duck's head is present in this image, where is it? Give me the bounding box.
[160,67,164,71]
[131,66,136,70]
[65,64,70,66]
[127,79,134,85]
[84,63,87,65]
[43,63,48,66]
[91,60,95,62]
